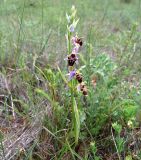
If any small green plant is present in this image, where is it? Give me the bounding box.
[112,122,124,160]
[90,141,101,160]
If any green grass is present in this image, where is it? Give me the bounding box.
[0,0,141,159]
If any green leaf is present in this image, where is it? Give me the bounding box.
[35,88,52,102]
[122,100,139,121]
[125,155,132,160]
[90,142,97,154]
[73,18,79,28]
[72,97,80,145]
[57,66,68,85]
[112,122,122,134]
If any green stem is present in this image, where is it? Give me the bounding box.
[68,31,71,55]
[67,28,78,146]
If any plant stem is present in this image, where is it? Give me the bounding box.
[67,27,79,146]
[67,31,71,55]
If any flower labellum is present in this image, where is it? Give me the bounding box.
[67,53,78,66]
[75,73,83,83]
[75,38,83,46]
[77,82,88,96]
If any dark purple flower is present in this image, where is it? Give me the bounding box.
[65,53,78,66]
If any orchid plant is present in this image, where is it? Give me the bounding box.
[65,6,88,146]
